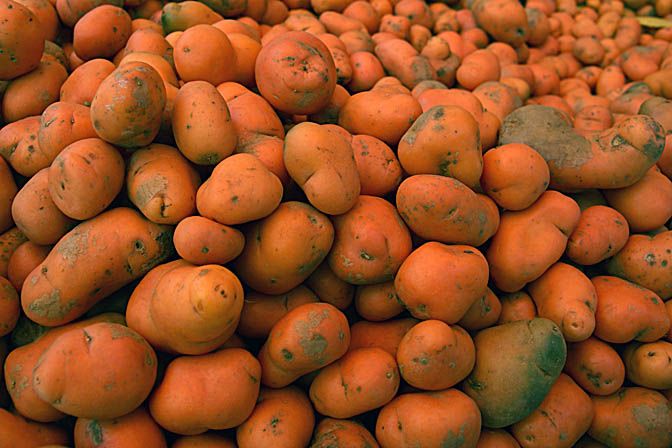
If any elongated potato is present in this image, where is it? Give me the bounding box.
[21,207,174,326]
[173,216,244,266]
[564,336,625,396]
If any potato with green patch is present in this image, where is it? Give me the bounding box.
[172,80,237,165]
[21,207,174,326]
[90,61,166,149]
[463,318,567,428]
[149,348,261,435]
[127,143,201,224]
[258,302,350,388]
[32,322,157,419]
[233,201,334,295]
[160,1,223,34]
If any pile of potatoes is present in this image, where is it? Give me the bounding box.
[2,0,672,445]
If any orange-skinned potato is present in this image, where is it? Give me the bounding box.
[149,348,261,435]
[0,116,49,177]
[0,408,69,447]
[327,195,411,285]
[458,287,502,331]
[397,105,483,189]
[350,134,402,197]
[257,301,350,388]
[396,175,499,247]
[376,388,481,448]
[59,59,116,107]
[396,320,475,391]
[37,101,97,170]
[7,241,50,291]
[74,406,167,448]
[498,291,537,324]
[511,373,594,448]
[90,61,166,149]
[606,231,672,300]
[72,5,132,61]
[309,347,400,418]
[348,317,419,358]
[480,143,550,211]
[173,24,237,85]
[564,336,625,396]
[33,322,157,419]
[499,106,665,191]
[0,227,28,278]
[528,262,597,342]
[354,280,404,322]
[471,0,529,47]
[159,2,224,34]
[0,0,45,80]
[0,157,16,233]
[395,241,489,324]
[173,216,245,266]
[283,121,360,215]
[47,137,125,221]
[566,205,629,266]
[592,276,670,343]
[623,340,672,390]
[172,80,237,165]
[21,207,174,326]
[232,201,333,295]
[374,38,434,89]
[236,386,315,448]
[0,275,19,337]
[305,260,354,309]
[126,259,244,354]
[311,418,380,448]
[11,168,76,246]
[589,387,672,448]
[172,434,236,448]
[487,191,580,292]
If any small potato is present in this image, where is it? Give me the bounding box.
[396,320,474,391]
[33,322,157,419]
[2,61,68,123]
[11,168,76,245]
[305,260,354,310]
[284,121,360,215]
[351,134,402,197]
[592,276,670,344]
[457,49,500,90]
[232,201,334,295]
[623,340,672,390]
[0,227,27,278]
[328,195,411,285]
[0,0,45,80]
[347,51,385,93]
[0,115,47,176]
[311,418,379,448]
[374,38,434,89]
[498,291,537,324]
[90,61,166,149]
[149,348,261,435]
[73,5,132,61]
[174,24,237,85]
[236,387,315,448]
[255,31,336,114]
[354,281,404,322]
[564,336,625,396]
[480,143,550,211]
[172,81,237,165]
[395,242,489,324]
[173,216,244,266]
[396,174,499,247]
[38,102,97,167]
[74,406,167,448]
[7,241,49,291]
[127,144,200,224]
[458,287,502,331]
[0,157,17,233]
[196,153,282,225]
[566,205,629,266]
[59,59,116,106]
[258,302,350,388]
[309,347,399,418]
[48,138,124,220]
[126,260,244,354]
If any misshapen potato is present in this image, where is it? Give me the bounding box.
[566,205,629,266]
[258,302,350,388]
[463,318,567,428]
[396,175,500,247]
[126,260,244,355]
[173,216,244,266]
[149,348,261,435]
[196,153,283,225]
[500,106,665,191]
[284,121,360,215]
[90,61,166,149]
[127,144,200,224]
[33,322,157,420]
[21,207,174,326]
[487,191,580,292]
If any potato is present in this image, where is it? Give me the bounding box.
[354,281,404,322]
[90,61,166,149]
[159,1,223,34]
[498,105,665,191]
[471,0,528,47]
[0,157,17,233]
[21,207,174,326]
[395,241,489,324]
[232,201,334,295]
[172,434,236,448]
[74,406,167,448]
[0,0,45,80]
[149,348,261,435]
[73,5,132,61]
[196,153,283,225]
[0,115,49,177]
[566,205,629,266]
[0,227,27,278]
[258,302,350,388]
[463,318,567,428]
[623,340,672,390]
[33,322,157,419]
[0,275,19,337]
[396,174,499,247]
[126,260,244,355]
[283,121,360,215]
[348,317,419,357]
[59,59,116,107]
[7,241,49,291]
[37,102,97,166]
[173,216,244,266]
[127,143,200,224]
[2,61,68,123]
[311,418,379,448]
[0,408,69,447]
[48,138,125,221]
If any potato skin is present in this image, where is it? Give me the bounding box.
[233,201,334,295]
[623,340,672,390]
[0,275,19,337]
[149,348,261,435]
[90,61,166,148]
[32,322,158,420]
[21,207,174,326]
[0,157,16,234]
[74,406,167,448]
[564,336,625,397]
[0,408,69,447]
[311,418,379,448]
[0,0,45,81]
[566,205,629,266]
[173,216,244,265]
[0,227,27,278]
[37,102,98,166]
